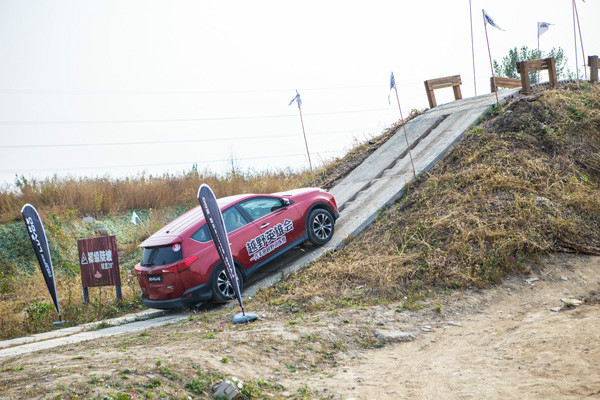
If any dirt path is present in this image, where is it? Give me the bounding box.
[301,254,600,399]
[1,254,599,399]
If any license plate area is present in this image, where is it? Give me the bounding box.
[148,274,162,283]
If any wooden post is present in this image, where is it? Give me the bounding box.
[589,56,599,83]
[452,84,463,101]
[518,61,532,95]
[424,81,437,108]
[547,57,558,88]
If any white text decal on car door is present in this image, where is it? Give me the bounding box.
[245,219,294,261]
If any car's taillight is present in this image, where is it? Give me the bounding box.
[161,256,198,274]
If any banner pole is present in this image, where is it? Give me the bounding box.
[537,24,540,55]
[298,106,313,172]
[573,0,587,80]
[469,0,477,96]
[572,0,579,80]
[483,11,499,107]
[394,86,416,179]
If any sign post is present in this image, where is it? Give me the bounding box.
[77,236,121,302]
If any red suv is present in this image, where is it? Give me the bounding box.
[134,188,338,309]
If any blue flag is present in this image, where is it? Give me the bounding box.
[388,72,396,104]
[483,9,505,31]
[288,90,302,109]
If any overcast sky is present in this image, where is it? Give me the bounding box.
[0,0,598,187]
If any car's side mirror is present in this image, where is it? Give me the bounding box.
[283,198,291,206]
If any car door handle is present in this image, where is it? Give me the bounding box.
[259,223,270,229]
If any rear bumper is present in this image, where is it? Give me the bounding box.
[141,281,212,309]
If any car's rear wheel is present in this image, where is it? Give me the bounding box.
[307,208,335,245]
[211,264,244,303]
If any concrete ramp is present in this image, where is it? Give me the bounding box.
[244,89,518,295]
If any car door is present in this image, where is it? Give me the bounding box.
[220,205,263,271]
[237,196,303,265]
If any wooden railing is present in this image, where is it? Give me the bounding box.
[424,75,462,108]
[516,57,558,95]
[490,77,521,92]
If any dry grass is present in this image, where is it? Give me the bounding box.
[0,169,312,223]
[256,83,600,309]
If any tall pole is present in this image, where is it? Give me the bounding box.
[297,106,313,172]
[573,0,587,80]
[469,0,477,96]
[537,24,541,84]
[393,87,416,179]
[572,0,579,79]
[537,23,540,55]
[483,11,499,107]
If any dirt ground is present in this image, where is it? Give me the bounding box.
[1,253,600,399]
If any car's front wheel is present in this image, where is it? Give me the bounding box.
[211,264,244,303]
[307,208,335,245]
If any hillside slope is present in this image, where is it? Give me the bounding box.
[0,84,599,400]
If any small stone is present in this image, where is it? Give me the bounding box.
[445,321,462,327]
[311,296,324,304]
[550,307,562,312]
[533,196,552,207]
[561,298,582,306]
[82,216,95,223]
[526,277,539,284]
[421,326,431,333]
[95,226,109,236]
[560,276,569,281]
[213,380,241,400]
[375,330,416,344]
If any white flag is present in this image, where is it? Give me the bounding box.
[131,211,140,225]
[483,9,505,31]
[538,21,552,37]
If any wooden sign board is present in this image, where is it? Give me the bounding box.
[77,236,121,288]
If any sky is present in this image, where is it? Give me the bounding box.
[0,0,598,188]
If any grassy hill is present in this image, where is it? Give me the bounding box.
[256,82,600,309]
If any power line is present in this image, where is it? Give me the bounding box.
[0,81,421,96]
[0,128,369,149]
[0,151,339,174]
[0,107,391,125]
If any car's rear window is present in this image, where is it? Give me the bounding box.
[141,244,183,267]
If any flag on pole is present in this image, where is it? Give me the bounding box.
[21,204,61,320]
[131,211,140,225]
[483,9,505,31]
[388,72,396,104]
[288,90,302,109]
[538,21,552,37]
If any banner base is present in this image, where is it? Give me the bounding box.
[53,320,67,326]
[232,312,258,324]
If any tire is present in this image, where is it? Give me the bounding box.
[307,208,335,245]
[211,264,244,303]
